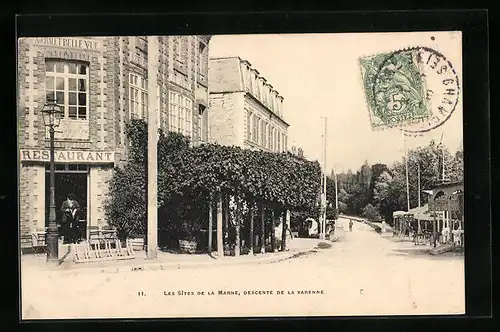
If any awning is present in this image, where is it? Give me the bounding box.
[393,211,407,216]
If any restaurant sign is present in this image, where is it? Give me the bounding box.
[20,149,114,164]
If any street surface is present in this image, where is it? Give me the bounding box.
[21,217,464,319]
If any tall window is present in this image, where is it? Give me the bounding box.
[262,123,269,148]
[277,131,281,152]
[169,92,178,132]
[283,134,288,152]
[45,60,89,120]
[246,110,252,141]
[252,115,259,143]
[168,91,192,138]
[198,42,207,79]
[260,121,267,146]
[129,73,148,119]
[269,127,274,151]
[198,105,205,142]
[273,128,278,152]
[267,125,272,149]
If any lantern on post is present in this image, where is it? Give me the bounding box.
[41,96,64,265]
[41,96,64,128]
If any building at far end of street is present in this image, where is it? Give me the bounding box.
[17,35,211,249]
[208,57,289,152]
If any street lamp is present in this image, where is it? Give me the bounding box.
[41,96,64,265]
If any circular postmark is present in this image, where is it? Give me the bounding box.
[370,46,460,134]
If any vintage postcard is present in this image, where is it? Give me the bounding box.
[19,31,465,319]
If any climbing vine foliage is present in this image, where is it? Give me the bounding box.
[105,119,321,239]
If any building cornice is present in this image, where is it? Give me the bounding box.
[244,92,290,127]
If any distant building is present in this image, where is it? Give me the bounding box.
[17,35,211,249]
[208,57,289,152]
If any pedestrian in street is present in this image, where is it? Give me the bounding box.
[349,220,353,232]
[61,193,81,244]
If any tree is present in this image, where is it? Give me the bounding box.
[362,203,381,221]
[338,201,348,214]
[325,176,337,210]
[447,148,464,182]
[360,161,372,190]
[105,162,146,240]
[369,163,389,202]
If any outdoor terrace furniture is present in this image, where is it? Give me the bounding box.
[88,225,118,241]
[31,228,47,254]
[73,238,135,263]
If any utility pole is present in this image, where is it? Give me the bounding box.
[319,134,324,240]
[404,133,410,212]
[146,35,158,259]
[334,168,339,212]
[417,162,421,208]
[442,143,445,182]
[322,117,328,239]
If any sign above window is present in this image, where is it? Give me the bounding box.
[31,37,102,51]
[20,149,115,164]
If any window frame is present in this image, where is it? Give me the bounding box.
[246,110,253,141]
[252,114,259,144]
[168,90,193,139]
[45,59,90,121]
[129,72,148,120]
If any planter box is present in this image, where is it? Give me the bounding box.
[130,238,145,251]
[179,239,197,254]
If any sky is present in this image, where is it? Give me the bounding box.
[208,32,463,174]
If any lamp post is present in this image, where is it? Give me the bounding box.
[41,96,64,265]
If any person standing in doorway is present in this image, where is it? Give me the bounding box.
[61,193,80,244]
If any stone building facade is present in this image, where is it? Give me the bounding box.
[17,35,211,247]
[208,57,289,152]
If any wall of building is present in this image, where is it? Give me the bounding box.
[243,95,288,152]
[208,57,242,93]
[89,166,114,227]
[19,164,45,235]
[18,35,212,241]
[208,92,245,147]
[208,56,288,152]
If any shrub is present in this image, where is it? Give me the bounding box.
[104,163,146,240]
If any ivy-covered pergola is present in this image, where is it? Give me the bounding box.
[105,120,322,256]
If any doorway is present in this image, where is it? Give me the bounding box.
[45,164,88,242]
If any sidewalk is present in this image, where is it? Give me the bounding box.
[21,238,322,275]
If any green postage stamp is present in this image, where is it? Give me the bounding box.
[359,47,460,132]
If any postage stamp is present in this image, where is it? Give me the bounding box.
[360,46,460,133]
